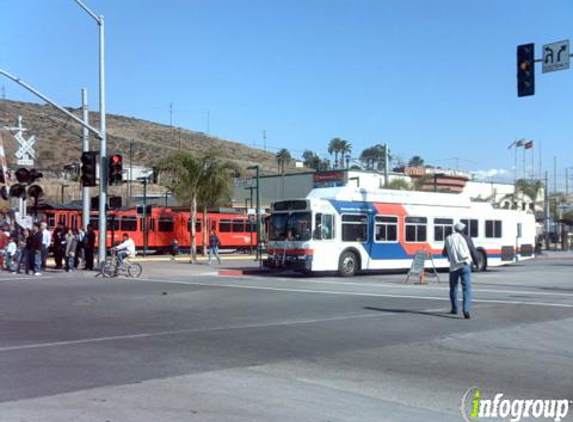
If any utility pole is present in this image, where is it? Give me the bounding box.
[263,130,267,151]
[544,171,550,249]
[247,165,261,267]
[129,140,133,207]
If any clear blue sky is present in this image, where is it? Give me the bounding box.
[1,0,572,186]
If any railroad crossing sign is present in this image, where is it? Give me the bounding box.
[543,40,570,73]
[3,116,36,166]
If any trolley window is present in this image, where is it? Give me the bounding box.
[106,218,119,231]
[233,220,246,232]
[342,214,368,242]
[90,218,98,229]
[186,220,202,232]
[405,216,427,242]
[47,215,56,228]
[313,213,335,240]
[375,215,398,242]
[220,219,232,232]
[58,215,67,226]
[120,217,137,231]
[158,218,174,232]
[485,220,502,238]
[460,219,479,238]
[433,218,453,242]
[148,218,155,232]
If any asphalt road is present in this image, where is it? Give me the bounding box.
[0,252,572,421]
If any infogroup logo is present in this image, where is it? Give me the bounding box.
[460,387,571,422]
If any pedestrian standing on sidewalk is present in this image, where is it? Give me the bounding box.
[14,228,31,275]
[171,238,179,260]
[442,222,479,319]
[65,228,78,272]
[74,227,85,269]
[31,223,43,276]
[84,224,96,271]
[40,222,51,270]
[208,229,222,265]
[52,222,65,269]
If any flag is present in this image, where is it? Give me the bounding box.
[515,139,525,147]
[524,140,533,149]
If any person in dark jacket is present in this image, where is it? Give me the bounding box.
[84,224,96,271]
[31,224,43,276]
[208,229,222,265]
[14,229,31,274]
[52,223,65,269]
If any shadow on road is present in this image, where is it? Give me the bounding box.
[364,306,459,319]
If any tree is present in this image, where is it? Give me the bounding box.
[338,140,352,168]
[328,138,344,168]
[197,153,237,255]
[386,178,411,190]
[408,155,425,168]
[275,149,292,174]
[156,151,206,262]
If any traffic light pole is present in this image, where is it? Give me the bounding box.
[81,88,90,230]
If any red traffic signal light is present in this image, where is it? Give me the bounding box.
[108,154,123,186]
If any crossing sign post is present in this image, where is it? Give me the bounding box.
[543,40,570,73]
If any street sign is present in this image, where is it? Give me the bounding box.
[542,40,570,73]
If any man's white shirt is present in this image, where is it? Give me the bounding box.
[116,238,136,256]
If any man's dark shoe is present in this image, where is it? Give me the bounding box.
[463,312,471,319]
[449,310,458,315]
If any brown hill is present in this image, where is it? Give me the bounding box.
[0,99,296,176]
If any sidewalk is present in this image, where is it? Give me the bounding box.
[533,249,573,260]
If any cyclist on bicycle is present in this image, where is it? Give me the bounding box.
[114,234,136,265]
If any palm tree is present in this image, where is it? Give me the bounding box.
[156,151,206,262]
[275,148,292,174]
[197,153,237,255]
[328,138,344,168]
[338,140,352,168]
[302,150,315,167]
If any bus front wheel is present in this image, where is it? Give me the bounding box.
[338,251,358,277]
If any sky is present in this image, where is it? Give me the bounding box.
[1,0,572,187]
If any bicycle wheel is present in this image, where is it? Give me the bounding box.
[100,260,117,278]
[127,262,142,278]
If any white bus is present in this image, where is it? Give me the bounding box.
[264,187,536,276]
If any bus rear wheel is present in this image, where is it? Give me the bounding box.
[338,251,358,277]
[475,250,487,272]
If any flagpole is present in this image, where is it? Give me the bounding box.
[531,143,534,182]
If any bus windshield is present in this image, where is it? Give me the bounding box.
[269,212,312,241]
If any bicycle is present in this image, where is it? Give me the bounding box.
[100,249,142,278]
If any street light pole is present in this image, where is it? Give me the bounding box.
[71,0,108,266]
[247,165,261,266]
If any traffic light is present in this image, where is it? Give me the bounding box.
[517,43,535,97]
[29,169,43,184]
[0,186,8,201]
[15,168,30,184]
[9,184,26,199]
[28,185,43,200]
[108,154,123,186]
[109,196,122,209]
[81,151,98,187]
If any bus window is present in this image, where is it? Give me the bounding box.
[314,214,335,240]
[375,215,398,242]
[433,218,453,242]
[232,220,246,232]
[405,217,427,242]
[460,219,479,238]
[121,217,137,231]
[485,220,502,238]
[220,219,232,232]
[341,214,368,242]
[158,218,174,232]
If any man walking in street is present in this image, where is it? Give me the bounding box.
[442,222,479,319]
[208,229,222,265]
